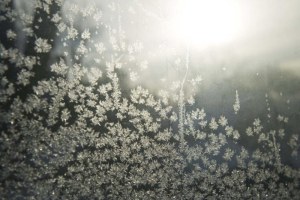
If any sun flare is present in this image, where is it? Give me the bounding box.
[169,0,243,47]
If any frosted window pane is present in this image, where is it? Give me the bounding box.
[0,0,299,199]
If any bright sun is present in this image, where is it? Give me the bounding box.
[169,0,243,47]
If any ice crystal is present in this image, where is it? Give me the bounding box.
[129,71,138,81]
[6,29,16,40]
[67,26,78,40]
[51,13,61,23]
[233,90,240,114]
[34,38,52,53]
[0,1,299,199]
[209,117,219,130]
[218,115,228,127]
[95,42,106,54]
[81,29,91,40]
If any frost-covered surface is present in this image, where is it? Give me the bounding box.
[0,0,300,199]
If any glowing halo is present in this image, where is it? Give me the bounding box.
[168,0,243,47]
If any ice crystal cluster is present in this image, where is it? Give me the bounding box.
[0,0,299,199]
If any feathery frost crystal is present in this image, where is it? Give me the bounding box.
[0,0,299,199]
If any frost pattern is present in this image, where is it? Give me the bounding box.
[233,90,240,114]
[0,0,299,199]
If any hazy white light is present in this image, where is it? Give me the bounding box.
[169,0,243,47]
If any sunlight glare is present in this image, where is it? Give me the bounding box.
[169,0,243,47]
